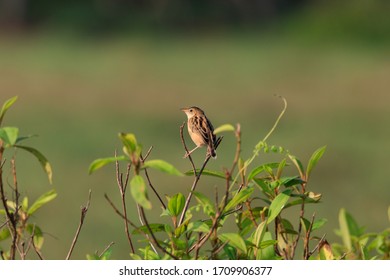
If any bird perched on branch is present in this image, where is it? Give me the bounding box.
[181,106,217,159]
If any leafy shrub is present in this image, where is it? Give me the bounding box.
[90,98,333,260]
[0,97,55,260]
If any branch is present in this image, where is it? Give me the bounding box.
[178,134,223,227]
[139,206,179,259]
[105,193,169,257]
[140,147,166,209]
[66,190,92,260]
[115,157,135,254]
[99,241,115,259]
[0,156,17,260]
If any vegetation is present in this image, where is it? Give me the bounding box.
[1,96,388,260]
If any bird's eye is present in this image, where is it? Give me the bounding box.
[189,109,193,112]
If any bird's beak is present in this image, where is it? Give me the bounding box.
[180,107,188,112]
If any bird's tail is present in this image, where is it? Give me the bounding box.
[208,146,217,159]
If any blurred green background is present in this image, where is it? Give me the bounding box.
[0,0,389,259]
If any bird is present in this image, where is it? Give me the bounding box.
[181,106,217,159]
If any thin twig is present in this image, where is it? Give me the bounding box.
[0,155,17,260]
[140,147,166,209]
[136,204,159,255]
[99,242,115,258]
[66,190,92,260]
[115,157,135,254]
[178,154,211,226]
[105,193,168,256]
[309,234,327,257]
[139,206,178,259]
[178,135,223,227]
[0,220,7,230]
[304,212,316,260]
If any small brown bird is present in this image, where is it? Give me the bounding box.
[181,106,217,159]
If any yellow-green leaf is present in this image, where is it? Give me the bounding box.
[28,189,57,215]
[0,127,19,146]
[0,96,18,125]
[267,189,292,224]
[167,193,185,217]
[88,156,126,174]
[219,233,247,254]
[306,146,326,180]
[15,145,53,184]
[319,240,334,260]
[130,175,151,209]
[143,159,183,176]
[214,124,235,134]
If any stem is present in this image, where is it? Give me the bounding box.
[178,123,223,227]
[0,144,17,260]
[66,190,92,260]
[115,158,135,254]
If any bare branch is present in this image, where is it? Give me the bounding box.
[66,190,92,260]
[99,241,115,259]
[140,148,166,209]
[178,134,223,227]
[114,157,135,254]
[139,207,178,259]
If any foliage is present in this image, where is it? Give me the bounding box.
[89,97,340,260]
[0,96,55,260]
[1,95,388,260]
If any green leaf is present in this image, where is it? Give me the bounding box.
[219,233,247,254]
[167,193,185,217]
[0,228,11,241]
[132,224,166,235]
[267,189,292,224]
[338,208,363,250]
[312,218,328,231]
[193,191,215,216]
[15,145,53,184]
[300,217,311,234]
[187,221,211,233]
[185,169,227,180]
[248,163,280,181]
[139,247,160,260]
[130,175,151,209]
[276,158,287,179]
[214,124,235,134]
[129,253,142,260]
[288,155,305,178]
[254,221,267,258]
[0,127,19,146]
[306,146,326,180]
[143,159,183,176]
[0,96,18,126]
[28,189,57,215]
[15,134,38,144]
[224,186,254,212]
[21,197,29,212]
[253,178,273,197]
[86,254,100,260]
[26,224,44,249]
[88,156,126,174]
[257,232,278,260]
[100,248,113,260]
[119,133,138,154]
[279,176,305,187]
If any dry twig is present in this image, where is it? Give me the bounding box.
[66,190,92,260]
